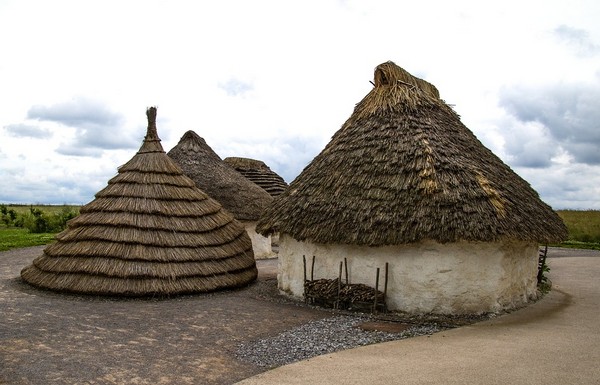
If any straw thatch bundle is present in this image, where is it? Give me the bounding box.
[21,107,258,296]
[257,61,567,246]
[167,132,273,221]
[224,157,288,197]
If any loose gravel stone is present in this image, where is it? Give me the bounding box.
[235,315,442,368]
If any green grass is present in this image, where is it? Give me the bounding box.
[0,227,56,252]
[555,210,600,250]
[1,204,76,252]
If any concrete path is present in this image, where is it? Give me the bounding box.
[237,254,600,384]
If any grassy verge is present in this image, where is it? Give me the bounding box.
[0,227,55,252]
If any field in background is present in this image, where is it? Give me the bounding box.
[1,205,599,252]
[556,210,600,250]
[5,204,81,215]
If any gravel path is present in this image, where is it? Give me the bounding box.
[235,315,441,369]
[1,246,591,384]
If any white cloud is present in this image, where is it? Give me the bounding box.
[3,123,53,139]
[499,81,600,165]
[218,78,254,97]
[25,97,140,155]
[553,25,600,57]
[515,163,600,210]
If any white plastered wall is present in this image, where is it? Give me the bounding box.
[243,221,274,259]
[277,234,539,314]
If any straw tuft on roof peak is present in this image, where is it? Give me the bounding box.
[373,61,440,98]
[350,61,447,123]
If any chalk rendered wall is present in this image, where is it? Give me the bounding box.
[277,234,539,314]
[243,221,274,259]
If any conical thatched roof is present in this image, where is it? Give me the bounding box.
[257,61,568,246]
[224,157,288,197]
[167,131,273,221]
[21,107,257,296]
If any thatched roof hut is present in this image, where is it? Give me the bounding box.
[224,157,288,197]
[21,107,257,296]
[167,131,275,258]
[257,61,567,314]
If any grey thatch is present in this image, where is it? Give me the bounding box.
[257,61,568,246]
[21,107,258,296]
[224,157,288,197]
[167,131,273,221]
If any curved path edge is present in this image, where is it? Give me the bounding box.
[236,256,600,385]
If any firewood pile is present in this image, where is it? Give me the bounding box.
[304,278,386,311]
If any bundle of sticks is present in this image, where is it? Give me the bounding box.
[304,278,384,303]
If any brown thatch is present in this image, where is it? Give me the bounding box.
[257,61,568,246]
[224,157,288,197]
[21,107,258,296]
[167,131,273,221]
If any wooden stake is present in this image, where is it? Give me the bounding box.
[384,262,389,307]
[374,267,380,313]
[303,255,307,283]
[303,255,307,303]
[344,257,349,284]
[337,261,343,309]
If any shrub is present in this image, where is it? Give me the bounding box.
[22,206,79,233]
[0,205,18,226]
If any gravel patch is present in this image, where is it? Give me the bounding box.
[236,315,441,368]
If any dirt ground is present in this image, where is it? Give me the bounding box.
[1,246,596,384]
[1,246,332,385]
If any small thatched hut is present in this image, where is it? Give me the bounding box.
[21,107,258,296]
[257,61,567,314]
[224,157,288,197]
[167,131,274,258]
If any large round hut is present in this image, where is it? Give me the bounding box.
[167,131,275,258]
[224,157,288,197]
[257,62,567,314]
[21,107,258,296]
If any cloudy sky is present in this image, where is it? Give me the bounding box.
[0,0,598,209]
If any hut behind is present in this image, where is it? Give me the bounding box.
[224,157,288,197]
[167,131,275,258]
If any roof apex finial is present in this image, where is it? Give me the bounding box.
[139,106,164,153]
[145,106,159,141]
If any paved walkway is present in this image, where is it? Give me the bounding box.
[237,253,600,384]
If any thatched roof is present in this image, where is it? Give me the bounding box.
[21,107,257,296]
[167,131,273,221]
[257,61,568,246]
[224,157,288,197]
